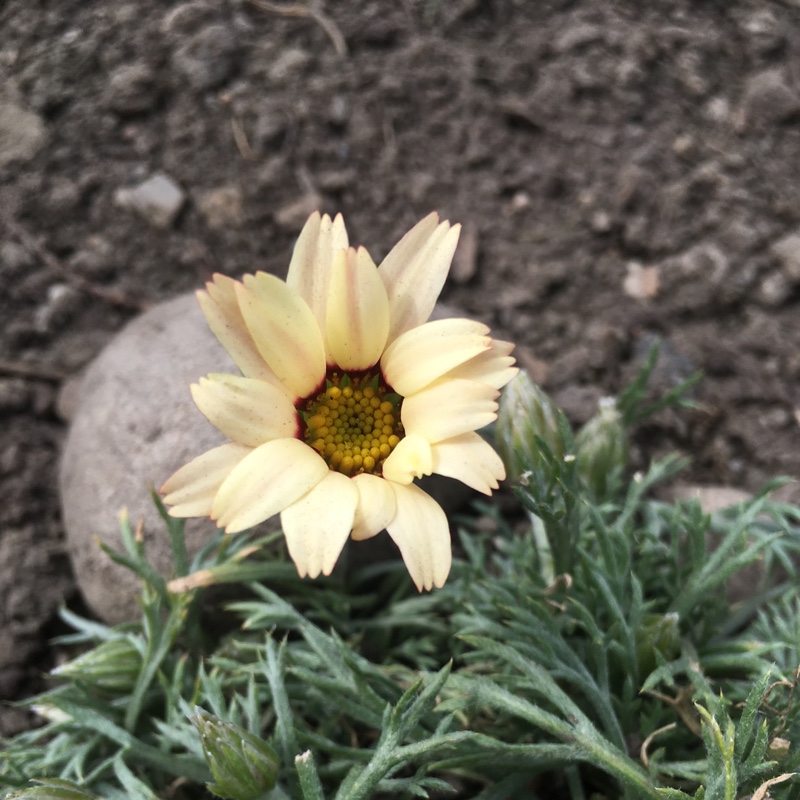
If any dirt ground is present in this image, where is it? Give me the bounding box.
[2,0,800,735]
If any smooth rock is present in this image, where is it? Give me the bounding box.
[60,293,235,623]
[115,172,186,228]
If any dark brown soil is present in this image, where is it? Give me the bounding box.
[2,0,800,735]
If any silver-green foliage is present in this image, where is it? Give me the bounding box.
[3,351,800,799]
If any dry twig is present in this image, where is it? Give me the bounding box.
[3,216,150,311]
[245,0,348,57]
[0,357,69,382]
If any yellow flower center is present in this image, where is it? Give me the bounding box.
[301,372,404,476]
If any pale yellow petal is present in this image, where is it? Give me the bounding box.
[212,438,328,533]
[286,212,349,354]
[378,213,461,343]
[326,246,390,370]
[444,339,518,389]
[161,443,252,518]
[350,473,397,541]
[386,482,451,591]
[430,432,506,495]
[235,273,326,399]
[401,378,499,444]
[280,471,357,578]
[197,276,281,386]
[381,433,433,485]
[381,318,491,396]
[191,374,299,447]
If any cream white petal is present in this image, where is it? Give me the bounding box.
[430,432,506,495]
[350,473,397,541]
[161,443,252,518]
[444,339,518,389]
[386,482,451,591]
[191,374,299,447]
[286,212,349,354]
[381,318,491,397]
[212,438,328,533]
[381,433,433,485]
[378,213,461,344]
[197,276,281,386]
[326,246,390,370]
[401,378,499,444]
[235,273,326,399]
[281,471,358,578]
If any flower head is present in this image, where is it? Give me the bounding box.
[161,212,517,590]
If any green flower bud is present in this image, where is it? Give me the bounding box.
[635,612,680,677]
[496,371,569,483]
[575,397,627,499]
[52,637,142,694]
[191,710,280,800]
[8,778,97,800]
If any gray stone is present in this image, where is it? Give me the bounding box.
[115,172,186,228]
[104,62,160,114]
[172,24,239,91]
[60,293,234,623]
[757,271,793,308]
[0,85,46,167]
[0,241,34,279]
[770,232,800,283]
[268,47,312,84]
[68,236,115,279]
[738,69,800,128]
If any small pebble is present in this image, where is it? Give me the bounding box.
[104,63,159,114]
[172,24,239,91]
[115,172,186,229]
[197,186,244,230]
[770,232,800,283]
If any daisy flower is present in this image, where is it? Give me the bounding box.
[161,212,517,590]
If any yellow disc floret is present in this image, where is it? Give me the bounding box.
[300,372,404,476]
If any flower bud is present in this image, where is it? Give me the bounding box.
[496,371,568,483]
[8,778,97,799]
[51,638,142,694]
[575,397,627,499]
[635,612,680,677]
[191,710,280,800]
